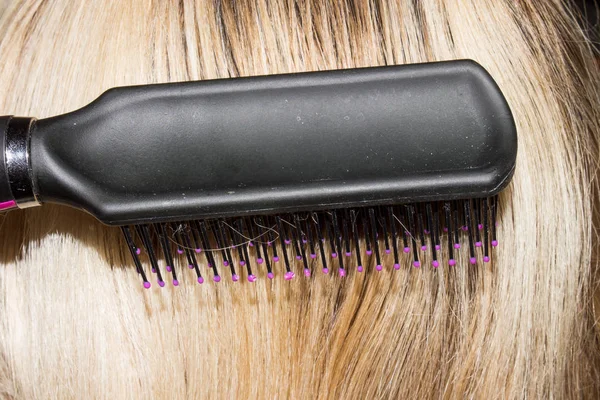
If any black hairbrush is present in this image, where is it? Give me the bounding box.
[0,60,517,287]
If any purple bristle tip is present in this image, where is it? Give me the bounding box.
[449,259,456,266]
[413,261,421,268]
[454,243,461,249]
[338,268,346,277]
[435,245,441,250]
[304,269,311,277]
[322,268,329,274]
[302,239,308,244]
[284,239,291,245]
[195,248,202,253]
[443,227,448,232]
[295,255,302,261]
[240,260,246,266]
[248,242,254,247]
[223,261,229,267]
[424,229,430,234]
[310,254,317,259]
[284,271,295,280]
[232,274,239,282]
[152,268,156,273]
[366,250,372,256]
[188,264,194,269]
[213,275,221,283]
[345,252,352,257]
[136,248,141,255]
[385,249,391,254]
[478,224,483,230]
[357,266,364,272]
[394,263,400,270]
[492,240,499,247]
[475,241,482,247]
[403,247,410,253]
[158,281,165,288]
[470,257,477,265]
[173,280,179,286]
[331,253,338,258]
[421,245,427,251]
[177,249,184,254]
[462,226,469,231]
[143,282,151,289]
[483,256,490,263]
[197,277,204,284]
[273,257,279,262]
[258,258,264,264]
[248,275,257,282]
[433,260,439,268]
[267,272,274,279]
[376,265,382,271]
[166,266,172,272]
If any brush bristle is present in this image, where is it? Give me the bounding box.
[120,197,499,288]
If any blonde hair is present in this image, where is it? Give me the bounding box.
[0,0,599,398]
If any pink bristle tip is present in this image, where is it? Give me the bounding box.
[248,242,254,247]
[295,255,302,261]
[454,243,461,249]
[213,276,221,283]
[258,258,264,264]
[443,227,448,232]
[322,268,329,274]
[267,241,272,246]
[449,259,456,266]
[223,261,229,267]
[376,265,383,271]
[424,229,430,234]
[492,240,498,247]
[462,226,469,231]
[483,256,490,263]
[421,245,427,251]
[136,248,141,255]
[475,241,482,248]
[345,252,352,257]
[248,275,257,282]
[195,248,202,253]
[357,266,364,272]
[173,280,179,286]
[310,254,317,259]
[152,268,156,273]
[143,282,151,289]
[432,260,439,268]
[284,239,291,245]
[284,271,295,280]
[338,268,346,277]
[478,224,483,230]
[273,257,279,262]
[267,272,274,279]
[385,249,391,254]
[240,260,246,266]
[304,269,311,277]
[177,249,184,254]
[166,266,172,272]
[403,247,410,253]
[366,250,372,256]
[302,239,308,244]
[331,253,338,258]
[197,277,204,284]
[232,274,239,282]
[413,261,421,268]
[470,257,477,264]
[435,245,441,250]
[158,281,165,287]
[188,264,194,269]
[394,263,400,270]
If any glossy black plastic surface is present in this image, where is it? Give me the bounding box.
[31,60,517,225]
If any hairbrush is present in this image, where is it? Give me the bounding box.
[0,60,517,287]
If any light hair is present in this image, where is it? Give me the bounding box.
[0,0,599,398]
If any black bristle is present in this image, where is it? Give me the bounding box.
[247,218,264,266]
[464,200,476,264]
[304,217,316,260]
[236,219,254,280]
[386,206,399,269]
[399,212,409,253]
[198,221,220,281]
[381,208,391,255]
[290,215,303,261]
[483,197,490,263]
[257,217,273,276]
[325,215,337,258]
[276,216,292,274]
[313,212,329,274]
[267,216,279,262]
[342,210,351,257]
[444,203,455,265]
[473,199,482,247]
[426,203,438,267]
[368,208,382,271]
[406,205,420,267]
[350,210,363,272]
[294,214,310,276]
[453,203,460,249]
[155,223,177,283]
[139,225,165,286]
[417,210,426,251]
[332,211,345,274]
[180,225,203,281]
[491,196,498,248]
[362,214,372,256]
[121,226,149,287]
[211,221,229,267]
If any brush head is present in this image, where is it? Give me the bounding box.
[22,59,515,225]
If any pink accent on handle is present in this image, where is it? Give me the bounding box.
[0,200,16,210]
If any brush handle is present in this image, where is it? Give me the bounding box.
[0,60,517,225]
